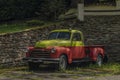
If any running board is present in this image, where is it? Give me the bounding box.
[72,57,92,63]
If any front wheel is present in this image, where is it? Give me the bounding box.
[58,55,68,70]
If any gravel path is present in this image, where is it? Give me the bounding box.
[0,70,120,80]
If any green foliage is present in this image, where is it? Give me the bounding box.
[0,0,38,21]
[0,0,68,21]
[36,0,66,20]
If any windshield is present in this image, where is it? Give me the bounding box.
[48,32,71,40]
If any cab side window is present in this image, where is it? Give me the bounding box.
[73,33,81,41]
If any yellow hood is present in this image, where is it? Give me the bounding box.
[35,40,71,48]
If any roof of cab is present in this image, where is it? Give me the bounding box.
[51,29,82,33]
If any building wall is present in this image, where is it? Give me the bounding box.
[0,15,120,66]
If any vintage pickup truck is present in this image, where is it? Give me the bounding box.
[23,29,108,70]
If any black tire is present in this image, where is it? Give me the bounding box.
[96,54,103,67]
[28,62,39,70]
[58,55,68,70]
[103,54,108,63]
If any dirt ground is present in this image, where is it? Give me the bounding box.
[0,66,120,80]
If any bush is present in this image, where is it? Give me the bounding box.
[0,0,68,21]
[0,0,38,21]
[36,0,66,20]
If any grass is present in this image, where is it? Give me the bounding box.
[0,66,27,74]
[0,63,120,79]
[0,64,119,75]
[0,23,28,34]
[0,19,59,34]
[0,66,37,80]
[62,63,120,76]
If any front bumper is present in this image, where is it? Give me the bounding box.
[22,57,60,64]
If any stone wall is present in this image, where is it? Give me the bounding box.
[0,15,120,66]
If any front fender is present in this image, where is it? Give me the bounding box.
[55,47,72,64]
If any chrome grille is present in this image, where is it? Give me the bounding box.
[30,49,50,58]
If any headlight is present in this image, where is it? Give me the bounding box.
[51,48,56,53]
[24,47,34,52]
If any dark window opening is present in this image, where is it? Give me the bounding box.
[48,32,71,40]
[73,33,81,41]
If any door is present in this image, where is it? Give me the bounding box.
[71,33,84,59]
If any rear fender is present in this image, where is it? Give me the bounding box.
[91,48,104,61]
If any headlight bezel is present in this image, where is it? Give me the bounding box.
[51,48,56,53]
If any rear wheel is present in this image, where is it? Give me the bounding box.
[103,54,108,63]
[28,62,39,70]
[58,55,68,70]
[96,54,103,67]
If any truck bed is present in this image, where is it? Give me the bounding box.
[84,45,105,61]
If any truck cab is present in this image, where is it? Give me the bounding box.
[23,29,108,70]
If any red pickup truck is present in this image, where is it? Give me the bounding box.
[23,29,108,70]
